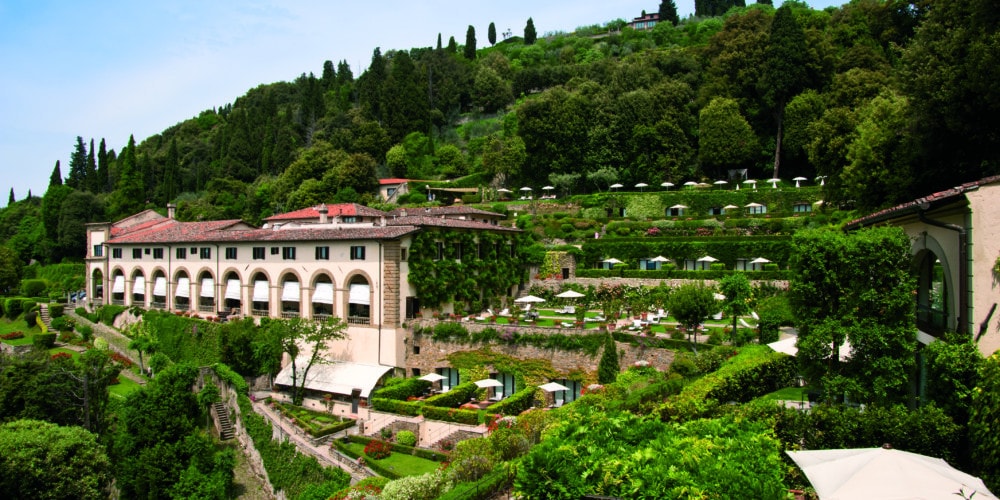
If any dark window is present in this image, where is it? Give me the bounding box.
[112,248,122,259]
[252,247,265,260]
[435,242,444,261]
[316,246,330,260]
[456,243,463,261]
[350,246,365,260]
[200,247,211,259]
[176,247,186,259]
[93,245,103,257]
[342,216,358,223]
[400,248,408,261]
[190,247,197,255]
[144,248,151,255]
[282,247,296,260]
[132,248,142,259]
[413,345,421,354]
[270,247,279,255]
[153,248,164,259]
[225,247,237,259]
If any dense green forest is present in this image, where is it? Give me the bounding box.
[1,0,998,269]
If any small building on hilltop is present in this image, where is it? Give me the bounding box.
[846,175,1000,355]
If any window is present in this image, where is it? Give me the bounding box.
[315,246,330,260]
[132,248,142,259]
[435,242,444,261]
[199,247,211,259]
[190,247,197,255]
[456,243,463,261]
[350,246,365,260]
[413,345,421,355]
[112,248,122,259]
[252,247,265,260]
[270,247,279,255]
[387,187,396,197]
[93,245,103,257]
[144,248,151,255]
[400,248,408,261]
[793,203,812,213]
[176,247,186,259]
[225,247,237,260]
[342,216,358,223]
[282,247,296,260]
[153,248,164,259]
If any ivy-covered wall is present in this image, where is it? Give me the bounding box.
[581,235,794,269]
[407,228,531,309]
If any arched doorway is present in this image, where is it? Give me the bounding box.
[131,271,146,307]
[280,274,301,318]
[151,270,167,309]
[347,275,371,325]
[174,271,191,311]
[111,270,125,305]
[915,250,948,334]
[90,268,104,306]
[198,272,215,313]
[223,272,242,315]
[312,274,334,320]
[251,273,270,317]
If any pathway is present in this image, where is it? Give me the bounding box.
[64,309,147,386]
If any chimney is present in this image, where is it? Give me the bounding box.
[318,204,329,224]
[167,203,176,219]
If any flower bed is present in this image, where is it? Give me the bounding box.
[271,401,356,438]
[0,330,24,340]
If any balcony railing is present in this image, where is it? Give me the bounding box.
[111,298,125,306]
[281,311,300,319]
[251,308,269,317]
[151,300,166,310]
[198,305,214,313]
[347,315,371,326]
[313,313,332,322]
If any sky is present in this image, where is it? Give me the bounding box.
[0,0,845,208]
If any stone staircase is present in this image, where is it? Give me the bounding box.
[429,429,479,451]
[213,401,234,440]
[38,304,52,329]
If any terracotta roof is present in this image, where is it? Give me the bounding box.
[388,206,503,218]
[846,175,1000,229]
[107,221,419,245]
[379,178,409,185]
[385,215,519,232]
[264,203,387,221]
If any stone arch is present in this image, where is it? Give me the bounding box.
[90,267,104,305]
[196,269,216,313]
[222,270,244,313]
[912,231,956,334]
[344,270,374,325]
[249,271,272,317]
[173,269,192,311]
[150,268,168,309]
[130,268,147,307]
[278,270,303,318]
[311,272,336,320]
[110,268,126,305]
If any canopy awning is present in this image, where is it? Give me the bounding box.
[200,277,214,298]
[252,280,269,302]
[175,277,190,298]
[225,279,241,301]
[313,282,334,304]
[153,276,167,297]
[349,283,370,306]
[273,359,394,398]
[112,275,125,294]
[132,276,145,296]
[282,281,300,302]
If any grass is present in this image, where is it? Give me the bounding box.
[48,347,81,359]
[0,317,42,345]
[345,442,441,477]
[109,375,143,399]
[758,385,811,402]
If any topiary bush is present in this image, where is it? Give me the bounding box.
[49,304,65,318]
[32,333,57,349]
[4,298,24,319]
[77,324,93,342]
[395,430,417,447]
[19,279,48,298]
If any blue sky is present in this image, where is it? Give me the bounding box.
[0,0,844,208]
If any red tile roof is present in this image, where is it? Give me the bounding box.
[264,203,387,221]
[107,220,419,245]
[846,175,1000,229]
[379,178,409,185]
[385,215,519,232]
[388,206,503,218]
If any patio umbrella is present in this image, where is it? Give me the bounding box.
[519,186,532,192]
[538,381,570,392]
[787,446,997,500]
[602,257,623,265]
[496,188,512,194]
[542,185,554,190]
[660,182,674,189]
[713,180,728,188]
[697,255,718,262]
[635,182,648,191]
[745,202,763,208]
[555,290,585,299]
[649,255,671,262]
[419,373,446,382]
[514,295,546,303]
[767,178,781,188]
[609,183,623,190]
[669,204,688,210]
[475,378,504,388]
[722,204,739,211]
[683,181,698,187]
[743,179,758,190]
[793,176,807,188]
[751,257,771,264]
[816,175,827,186]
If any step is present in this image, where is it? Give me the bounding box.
[213,402,234,440]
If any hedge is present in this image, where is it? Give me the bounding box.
[32,332,57,349]
[19,279,48,298]
[423,382,478,408]
[4,298,25,319]
[485,387,538,415]
[97,304,128,325]
[370,398,423,416]
[371,378,431,401]
[575,268,791,280]
[436,469,515,500]
[421,406,482,425]
[345,434,449,462]
[49,304,65,318]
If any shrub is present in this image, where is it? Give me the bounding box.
[424,382,478,408]
[486,387,537,416]
[77,324,93,342]
[24,310,38,328]
[432,322,469,341]
[396,430,417,447]
[371,377,431,400]
[49,304,65,318]
[97,305,128,325]
[51,351,72,361]
[50,316,74,332]
[4,298,24,319]
[364,439,393,460]
[19,279,48,297]
[32,333,57,349]
[58,331,75,343]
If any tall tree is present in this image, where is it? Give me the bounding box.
[96,138,109,193]
[524,17,537,45]
[464,25,477,60]
[86,138,98,193]
[659,0,680,26]
[447,36,458,54]
[488,22,497,46]
[698,97,757,177]
[49,160,63,187]
[161,137,180,203]
[719,272,753,339]
[321,59,335,89]
[759,4,810,180]
[668,282,717,353]
[66,136,88,189]
[597,334,620,384]
[0,419,111,499]
[266,317,347,405]
[358,48,386,122]
[6,188,12,205]
[108,135,144,218]
[436,32,442,50]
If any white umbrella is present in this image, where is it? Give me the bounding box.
[787,447,997,500]
[475,378,504,388]
[697,182,711,188]
[722,204,739,211]
[520,186,532,192]
[814,200,825,206]
[538,381,570,392]
[683,181,698,187]
[555,290,585,299]
[713,180,728,187]
[669,204,688,209]
[767,178,781,188]
[635,182,648,191]
[793,176,807,188]
[609,183,623,190]
[602,257,623,265]
[697,255,718,262]
[514,295,546,303]
[496,188,512,193]
[419,373,446,382]
[743,179,758,190]
[660,182,674,189]
[745,202,763,208]
[816,175,827,186]
[542,185,554,190]
[751,257,771,264]
[650,255,671,262]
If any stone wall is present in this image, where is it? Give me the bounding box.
[528,276,789,291]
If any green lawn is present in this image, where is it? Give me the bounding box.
[757,385,811,402]
[345,442,441,477]
[48,347,81,359]
[109,375,143,399]
[0,317,43,345]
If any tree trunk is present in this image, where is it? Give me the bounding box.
[772,109,784,180]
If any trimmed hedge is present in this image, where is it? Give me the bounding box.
[345,434,449,462]
[49,303,65,318]
[486,387,538,415]
[32,332,57,349]
[422,405,482,425]
[97,304,128,325]
[576,268,791,280]
[370,398,423,416]
[437,469,515,500]
[371,377,431,400]
[4,298,26,319]
[423,382,478,408]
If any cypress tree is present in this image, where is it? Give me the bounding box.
[597,334,620,384]
[524,18,537,45]
[7,188,14,205]
[436,33,442,51]
[759,4,810,179]
[447,36,457,54]
[464,25,477,60]
[488,22,497,46]
[659,0,680,26]
[49,160,63,187]
[97,139,109,193]
[67,136,88,189]
[86,138,98,193]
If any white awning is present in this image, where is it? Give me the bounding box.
[225,279,241,301]
[282,281,300,302]
[200,277,214,298]
[252,280,269,302]
[176,277,190,298]
[112,275,125,294]
[273,358,393,398]
[132,276,145,296]
[313,282,334,305]
[153,276,167,296]
[349,283,370,306]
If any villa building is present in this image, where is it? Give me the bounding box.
[847,175,1000,355]
[84,202,523,396]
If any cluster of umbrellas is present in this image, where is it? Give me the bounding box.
[419,374,573,394]
[606,177,827,192]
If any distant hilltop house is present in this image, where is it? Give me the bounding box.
[83,202,524,397]
[629,11,660,31]
[378,178,409,203]
[847,174,1000,356]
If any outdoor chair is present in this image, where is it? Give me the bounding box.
[498,308,510,317]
